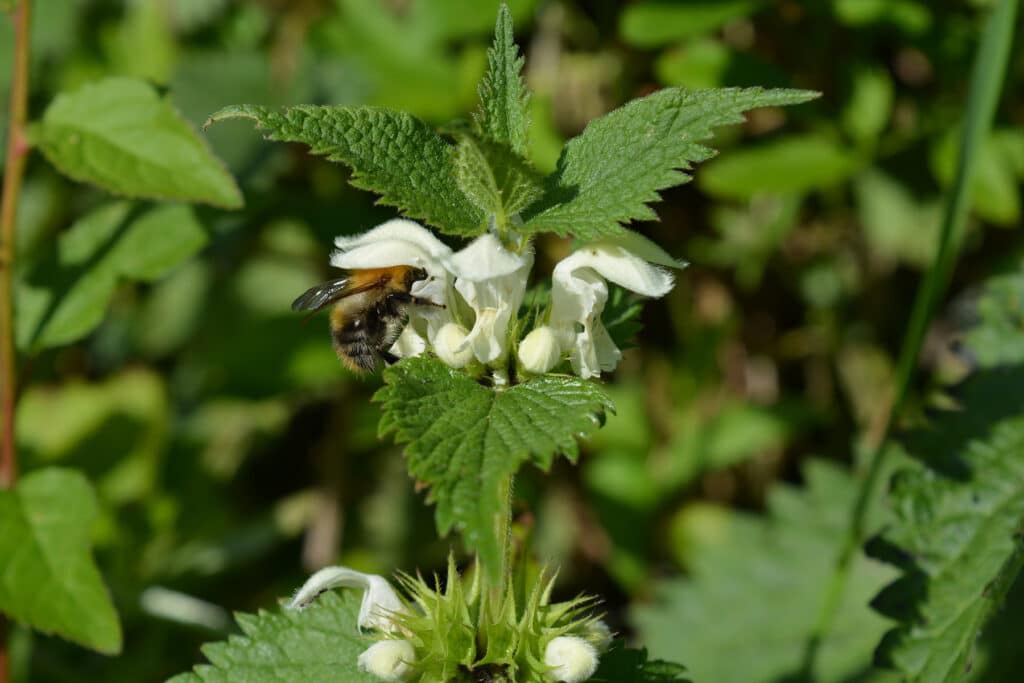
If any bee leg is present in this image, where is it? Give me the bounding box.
[380,350,401,366]
[411,297,445,308]
[386,292,445,308]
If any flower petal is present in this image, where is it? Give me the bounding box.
[288,566,406,633]
[550,241,682,378]
[334,218,451,260]
[447,235,533,364]
[358,640,417,681]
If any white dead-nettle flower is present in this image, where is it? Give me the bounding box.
[331,218,456,357]
[550,233,684,379]
[517,325,562,375]
[544,635,600,682]
[288,566,406,634]
[446,233,534,367]
[357,639,417,682]
[434,322,476,368]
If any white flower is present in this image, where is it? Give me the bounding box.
[550,233,684,379]
[544,635,599,682]
[434,322,476,368]
[446,233,533,366]
[517,325,561,374]
[331,218,456,356]
[288,566,406,633]
[358,639,417,681]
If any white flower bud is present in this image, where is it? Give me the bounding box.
[544,636,599,682]
[434,322,475,368]
[517,326,561,374]
[357,639,416,681]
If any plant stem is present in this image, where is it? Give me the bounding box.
[799,0,1019,675]
[1,0,30,490]
[0,1,32,680]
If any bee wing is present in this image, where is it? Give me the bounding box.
[291,277,355,313]
[291,273,390,313]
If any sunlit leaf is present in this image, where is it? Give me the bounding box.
[0,468,122,654]
[32,77,243,208]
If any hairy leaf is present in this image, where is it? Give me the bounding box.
[455,135,544,226]
[872,367,1024,682]
[633,460,896,683]
[16,202,207,350]
[32,77,242,208]
[871,260,1024,682]
[376,357,613,579]
[206,104,484,235]
[168,592,376,683]
[963,264,1024,368]
[521,87,818,239]
[474,3,529,156]
[0,468,121,654]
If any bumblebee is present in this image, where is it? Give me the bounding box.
[292,265,439,372]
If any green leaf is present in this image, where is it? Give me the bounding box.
[454,135,544,226]
[633,460,896,683]
[376,357,613,578]
[873,367,1024,682]
[32,77,242,208]
[16,201,208,350]
[855,169,942,268]
[931,127,1024,227]
[168,592,377,683]
[474,3,529,156]
[620,0,766,48]
[699,133,862,200]
[0,468,122,654]
[206,104,484,235]
[963,264,1024,368]
[594,644,692,683]
[521,87,817,239]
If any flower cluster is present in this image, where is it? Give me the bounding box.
[289,563,611,683]
[331,219,684,381]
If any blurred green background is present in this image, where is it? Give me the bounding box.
[2,0,1023,681]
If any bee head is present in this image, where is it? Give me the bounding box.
[406,266,430,286]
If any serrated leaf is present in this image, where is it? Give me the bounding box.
[16,202,207,350]
[0,468,121,654]
[593,644,692,683]
[32,77,242,208]
[474,3,529,156]
[521,87,818,239]
[375,357,613,579]
[871,263,1024,681]
[168,592,377,683]
[633,460,896,683]
[963,264,1024,368]
[873,367,1024,683]
[207,104,484,236]
[455,135,544,226]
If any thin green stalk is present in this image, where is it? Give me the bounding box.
[1,1,32,679]
[800,0,1019,675]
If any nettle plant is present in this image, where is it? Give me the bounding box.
[167,7,815,683]
[1,1,1020,683]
